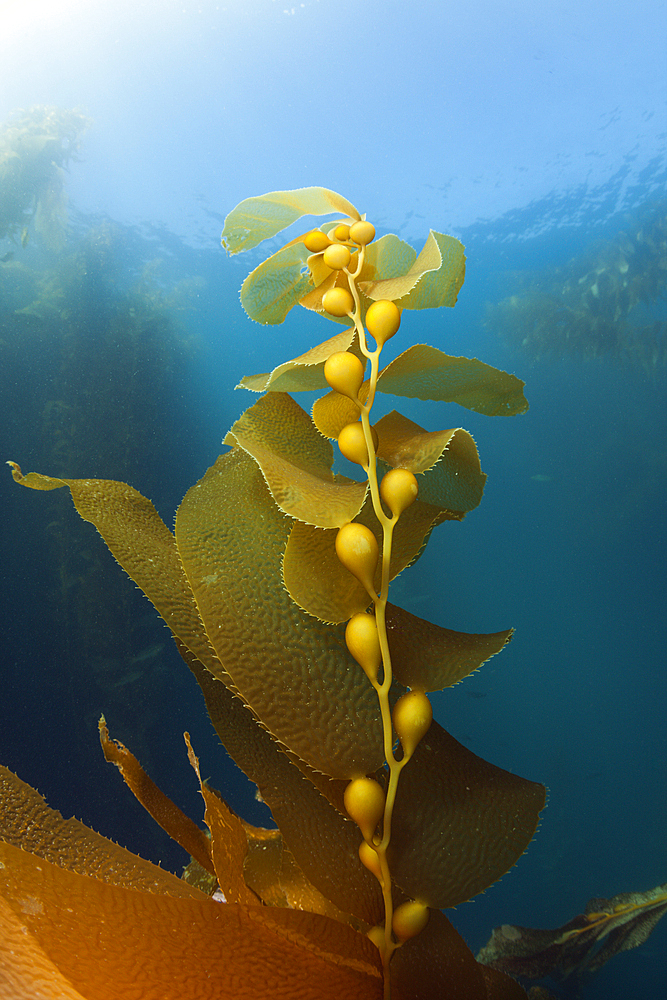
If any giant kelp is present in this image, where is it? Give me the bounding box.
[486,200,667,372]
[0,106,90,251]
[3,187,546,998]
[477,881,667,990]
[1,217,201,761]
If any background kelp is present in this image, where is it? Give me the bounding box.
[0,106,91,251]
[4,187,547,998]
[477,882,667,992]
[485,199,667,372]
[1,201,205,787]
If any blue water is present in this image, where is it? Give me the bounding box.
[1,3,665,997]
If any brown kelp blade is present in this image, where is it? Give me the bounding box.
[477,882,667,982]
[184,633,543,922]
[1,895,91,1000]
[184,733,259,907]
[241,825,358,923]
[6,461,385,922]
[0,838,382,1000]
[176,639,385,927]
[98,716,215,877]
[283,492,454,624]
[0,765,205,900]
[7,461,228,686]
[389,719,546,908]
[386,603,513,692]
[390,908,491,1000]
[375,409,487,512]
[8,458,384,778]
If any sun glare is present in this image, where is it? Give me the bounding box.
[1,0,89,45]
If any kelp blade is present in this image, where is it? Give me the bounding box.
[175,448,386,777]
[0,765,204,900]
[222,186,361,254]
[8,459,385,777]
[99,718,215,877]
[7,462,227,682]
[240,241,313,324]
[177,641,385,927]
[237,327,361,393]
[376,346,529,416]
[389,720,546,907]
[184,733,259,907]
[227,393,367,528]
[283,495,454,624]
[359,231,465,309]
[0,839,382,1000]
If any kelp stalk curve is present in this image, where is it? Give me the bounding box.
[4,186,545,1000]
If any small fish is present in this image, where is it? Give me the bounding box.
[0,251,14,263]
[531,474,553,483]
[128,642,164,665]
[21,227,29,249]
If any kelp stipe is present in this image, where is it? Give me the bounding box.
[4,187,545,1000]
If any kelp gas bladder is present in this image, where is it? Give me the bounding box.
[4,187,545,1000]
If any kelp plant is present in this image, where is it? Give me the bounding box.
[486,198,667,372]
[0,106,91,251]
[3,187,546,1000]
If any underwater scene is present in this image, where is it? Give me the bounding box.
[0,2,665,998]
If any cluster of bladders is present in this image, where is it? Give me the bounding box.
[303,220,433,973]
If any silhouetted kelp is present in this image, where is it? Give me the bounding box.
[1,207,202,762]
[486,200,667,372]
[3,187,547,999]
[0,106,91,251]
[478,881,667,991]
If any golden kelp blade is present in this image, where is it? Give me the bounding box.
[312,381,371,439]
[240,241,314,324]
[6,461,221,673]
[227,392,368,527]
[302,232,416,329]
[6,459,382,905]
[385,604,513,692]
[375,410,487,512]
[222,186,361,255]
[175,641,385,927]
[237,327,362,393]
[241,826,358,922]
[0,839,382,1000]
[359,231,466,310]
[283,494,454,624]
[8,460,383,776]
[0,895,90,1000]
[175,448,386,778]
[376,346,529,415]
[362,233,418,287]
